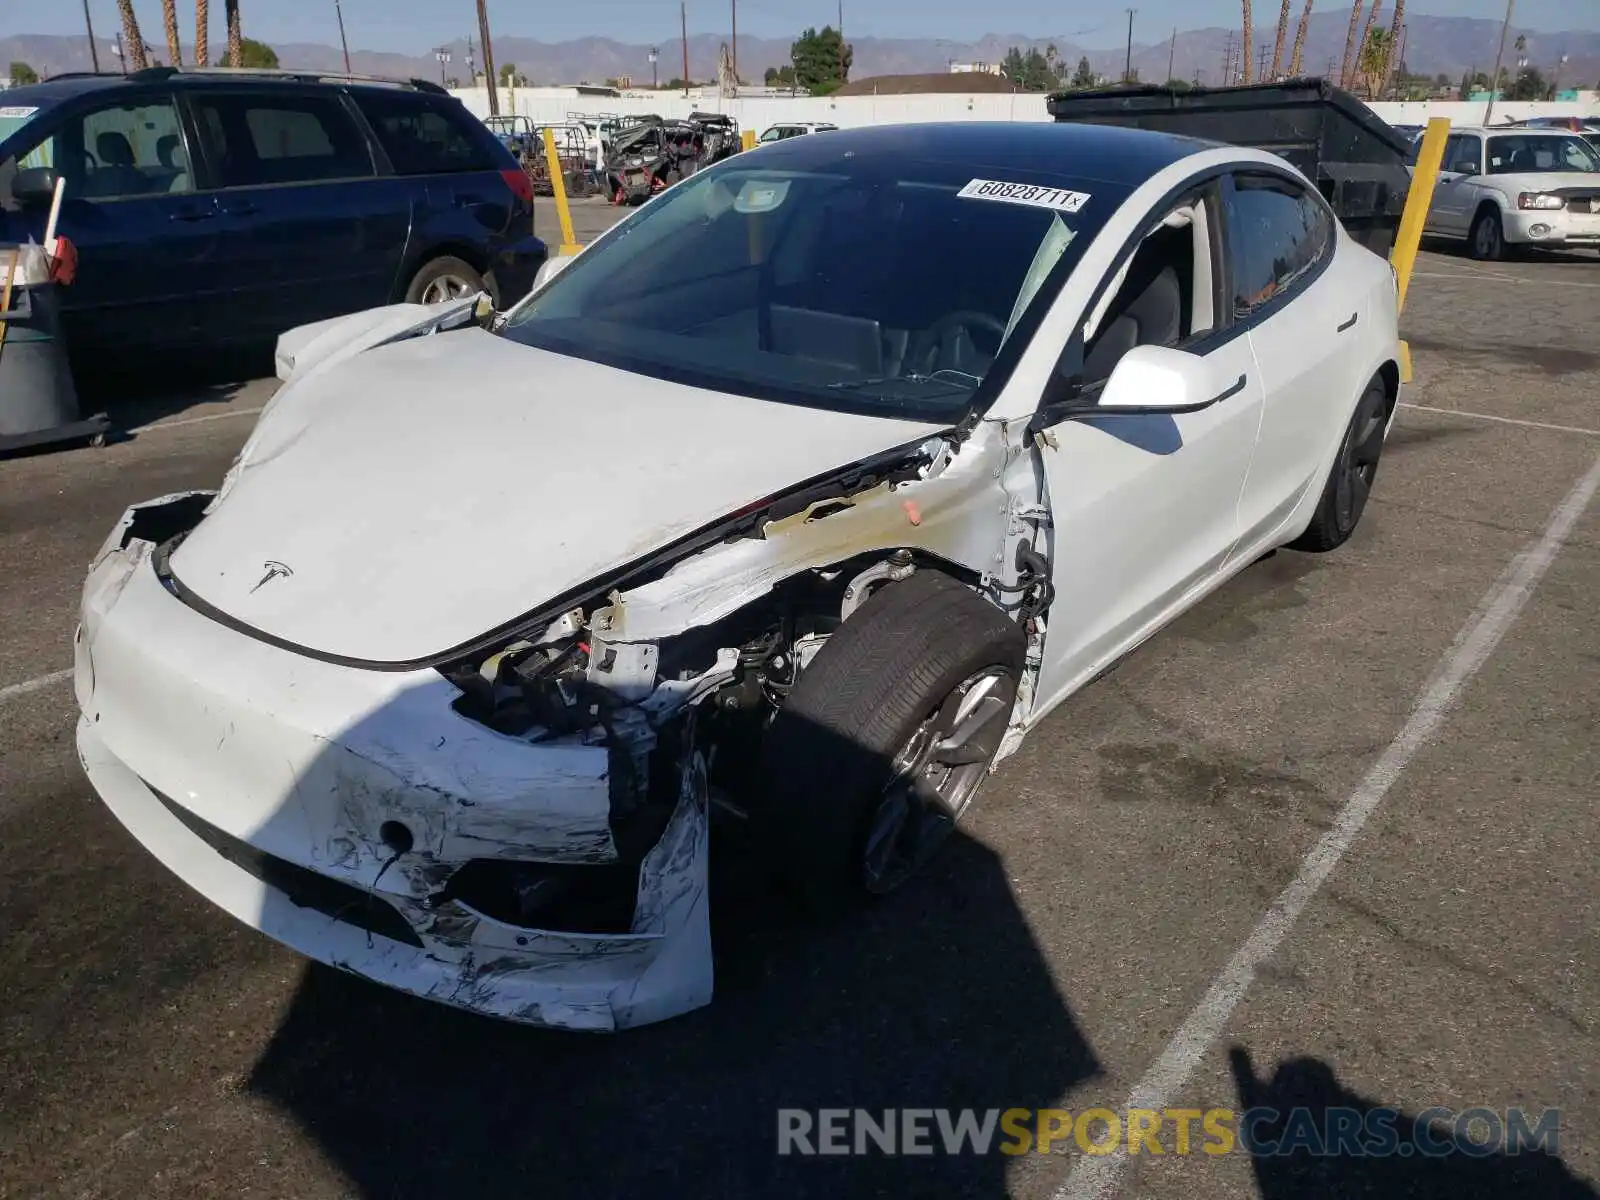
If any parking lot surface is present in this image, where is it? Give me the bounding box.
[1,227,1596,1199]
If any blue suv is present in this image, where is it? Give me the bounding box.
[0,67,546,366]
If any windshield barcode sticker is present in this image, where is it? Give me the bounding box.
[0,106,40,119]
[958,179,1091,213]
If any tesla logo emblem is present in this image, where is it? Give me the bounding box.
[250,560,293,593]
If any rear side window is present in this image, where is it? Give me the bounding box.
[1225,174,1334,318]
[191,91,375,187]
[353,92,495,175]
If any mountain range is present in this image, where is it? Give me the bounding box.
[4,14,1598,93]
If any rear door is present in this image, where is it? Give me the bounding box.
[1227,170,1356,547]
[184,85,408,341]
[1,88,213,356]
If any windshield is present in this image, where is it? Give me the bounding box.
[500,150,1117,421]
[1486,133,1600,174]
[0,103,48,152]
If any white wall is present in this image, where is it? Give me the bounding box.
[450,85,1598,134]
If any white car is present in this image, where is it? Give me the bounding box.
[756,121,838,143]
[74,122,1401,1032]
[1420,125,1600,259]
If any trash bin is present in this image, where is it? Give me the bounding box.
[0,242,110,456]
[1046,79,1415,258]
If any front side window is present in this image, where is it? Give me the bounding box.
[1445,134,1483,175]
[1226,174,1333,317]
[501,150,1120,421]
[1486,134,1600,174]
[191,92,374,187]
[354,92,495,175]
[18,96,191,199]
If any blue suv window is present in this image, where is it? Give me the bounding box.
[14,97,193,199]
[352,92,494,176]
[191,92,375,187]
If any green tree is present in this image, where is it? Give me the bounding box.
[764,64,797,87]
[1509,64,1546,100]
[1071,55,1096,88]
[790,25,851,94]
[1001,45,1057,90]
[237,37,278,68]
[8,61,39,85]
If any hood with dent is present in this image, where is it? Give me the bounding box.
[171,329,945,665]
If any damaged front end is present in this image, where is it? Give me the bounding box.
[73,413,1048,1031]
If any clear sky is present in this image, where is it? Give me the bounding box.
[7,0,1594,55]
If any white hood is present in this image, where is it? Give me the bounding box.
[171,329,944,664]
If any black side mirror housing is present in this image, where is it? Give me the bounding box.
[1450,160,1478,175]
[13,166,60,208]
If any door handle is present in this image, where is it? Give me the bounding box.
[1336,312,1358,332]
[220,203,260,217]
[1211,374,1248,404]
[168,208,215,222]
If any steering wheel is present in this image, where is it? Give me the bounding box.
[905,310,1008,379]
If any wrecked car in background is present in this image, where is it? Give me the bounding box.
[74,122,1402,1031]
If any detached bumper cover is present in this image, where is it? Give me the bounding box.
[73,499,712,1031]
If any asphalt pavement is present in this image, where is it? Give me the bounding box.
[0,231,1595,1200]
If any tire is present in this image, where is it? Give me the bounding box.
[405,255,487,306]
[1468,207,1506,261]
[756,570,1026,915]
[1289,376,1390,554]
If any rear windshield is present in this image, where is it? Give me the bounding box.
[499,150,1120,422]
[1486,133,1600,174]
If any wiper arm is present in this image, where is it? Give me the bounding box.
[825,369,978,393]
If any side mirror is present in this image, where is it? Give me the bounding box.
[1097,344,1236,415]
[531,253,576,291]
[1450,160,1478,175]
[13,166,59,208]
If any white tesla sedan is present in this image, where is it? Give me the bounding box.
[75,122,1401,1031]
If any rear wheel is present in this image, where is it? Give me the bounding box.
[405,256,487,306]
[756,570,1026,914]
[1468,207,1506,261]
[1289,376,1390,553]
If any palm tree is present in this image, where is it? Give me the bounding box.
[1381,0,1405,98]
[1288,0,1315,74]
[1339,0,1366,87]
[162,0,183,65]
[1355,0,1384,94]
[1241,0,1255,82]
[224,0,242,66]
[1358,25,1391,98]
[115,0,150,71]
[1270,0,1292,77]
[195,0,208,65]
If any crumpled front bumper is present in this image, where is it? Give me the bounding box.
[73,496,712,1032]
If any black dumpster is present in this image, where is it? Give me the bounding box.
[1046,78,1414,258]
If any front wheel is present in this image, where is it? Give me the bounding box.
[756,570,1026,915]
[1468,208,1506,261]
[1289,377,1390,554]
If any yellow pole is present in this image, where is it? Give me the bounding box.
[741,129,756,151]
[542,126,582,257]
[1387,116,1450,384]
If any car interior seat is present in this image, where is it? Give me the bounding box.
[156,134,190,192]
[1082,221,1193,384]
[90,131,144,197]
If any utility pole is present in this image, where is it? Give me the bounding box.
[82,0,101,70]
[730,0,737,84]
[1167,26,1176,84]
[1124,9,1135,83]
[1257,41,1269,81]
[1483,0,1514,125]
[334,0,351,72]
[476,0,499,116]
[838,0,845,86]
[1221,33,1233,85]
[681,1,690,94]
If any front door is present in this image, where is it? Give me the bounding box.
[1032,183,1265,710]
[1428,133,1483,236]
[2,89,214,358]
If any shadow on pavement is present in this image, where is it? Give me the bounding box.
[1229,1046,1598,1199]
[242,704,1100,1199]
[72,346,272,433]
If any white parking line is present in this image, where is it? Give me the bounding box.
[1058,450,1600,1200]
[1413,269,1600,290]
[128,405,265,434]
[1400,403,1600,438]
[0,668,73,706]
